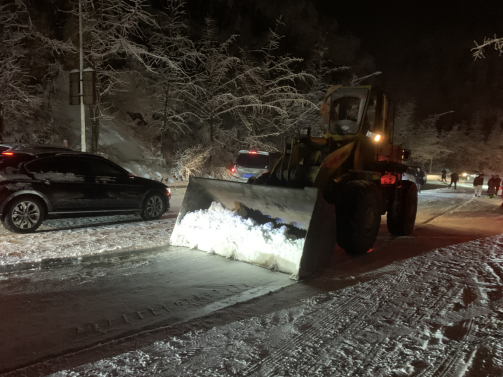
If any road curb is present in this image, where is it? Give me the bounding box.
[0,244,170,274]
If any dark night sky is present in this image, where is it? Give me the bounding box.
[316,0,503,126]
[183,0,503,126]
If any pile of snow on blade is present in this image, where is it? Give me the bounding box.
[170,202,305,276]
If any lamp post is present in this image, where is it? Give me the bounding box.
[350,71,382,86]
[429,110,455,174]
[78,0,86,152]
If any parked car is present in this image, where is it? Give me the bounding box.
[0,145,170,233]
[403,166,427,184]
[230,150,281,182]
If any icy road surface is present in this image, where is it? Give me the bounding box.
[0,180,501,376]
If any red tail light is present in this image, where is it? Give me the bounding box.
[1,152,14,156]
[381,173,397,185]
[248,151,257,154]
[231,167,236,173]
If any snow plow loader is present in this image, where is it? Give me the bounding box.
[170,85,417,279]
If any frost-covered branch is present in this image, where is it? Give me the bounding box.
[472,35,503,59]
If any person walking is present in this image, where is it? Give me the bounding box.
[448,171,459,189]
[495,175,501,196]
[415,167,425,193]
[488,175,496,198]
[473,173,484,197]
[441,169,447,182]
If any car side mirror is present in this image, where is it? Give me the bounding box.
[402,149,411,161]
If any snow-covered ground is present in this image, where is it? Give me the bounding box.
[0,214,176,267]
[0,188,186,268]
[50,234,503,377]
[3,184,494,377]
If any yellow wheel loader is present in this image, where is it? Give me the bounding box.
[171,85,417,279]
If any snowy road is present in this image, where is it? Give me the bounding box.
[1,182,503,376]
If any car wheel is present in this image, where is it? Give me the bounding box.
[2,196,45,233]
[140,192,166,220]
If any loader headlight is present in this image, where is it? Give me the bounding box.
[366,131,382,142]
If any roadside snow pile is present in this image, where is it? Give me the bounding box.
[170,202,305,276]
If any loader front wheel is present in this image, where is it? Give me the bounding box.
[387,181,417,236]
[336,181,381,255]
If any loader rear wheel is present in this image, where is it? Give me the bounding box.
[336,180,381,255]
[387,181,417,236]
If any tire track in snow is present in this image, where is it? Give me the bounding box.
[420,196,474,225]
[241,264,409,376]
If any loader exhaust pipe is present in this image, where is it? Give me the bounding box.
[170,177,336,280]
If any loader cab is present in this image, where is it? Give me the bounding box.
[324,86,369,137]
[321,85,398,168]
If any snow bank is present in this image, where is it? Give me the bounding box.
[0,215,176,267]
[170,202,305,276]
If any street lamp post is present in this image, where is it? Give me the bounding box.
[351,71,382,86]
[79,0,86,152]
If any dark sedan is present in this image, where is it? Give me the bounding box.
[0,145,170,233]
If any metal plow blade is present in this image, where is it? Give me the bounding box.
[170,177,336,280]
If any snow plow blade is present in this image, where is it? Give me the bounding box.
[170,177,336,280]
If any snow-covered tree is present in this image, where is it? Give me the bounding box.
[471,35,503,59]
[39,0,166,151]
[0,0,43,140]
[395,101,454,169]
[236,18,318,150]
[291,36,349,137]
[484,125,503,170]
[146,0,202,140]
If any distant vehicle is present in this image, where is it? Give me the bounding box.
[0,145,170,233]
[230,150,280,182]
[403,166,427,184]
[460,170,481,181]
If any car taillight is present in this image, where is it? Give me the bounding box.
[248,151,257,154]
[2,152,14,156]
[231,167,236,173]
[166,188,171,196]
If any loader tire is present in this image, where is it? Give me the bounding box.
[336,180,381,255]
[387,181,417,236]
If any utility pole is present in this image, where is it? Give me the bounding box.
[79,0,86,152]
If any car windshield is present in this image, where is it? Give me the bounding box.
[236,154,269,169]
